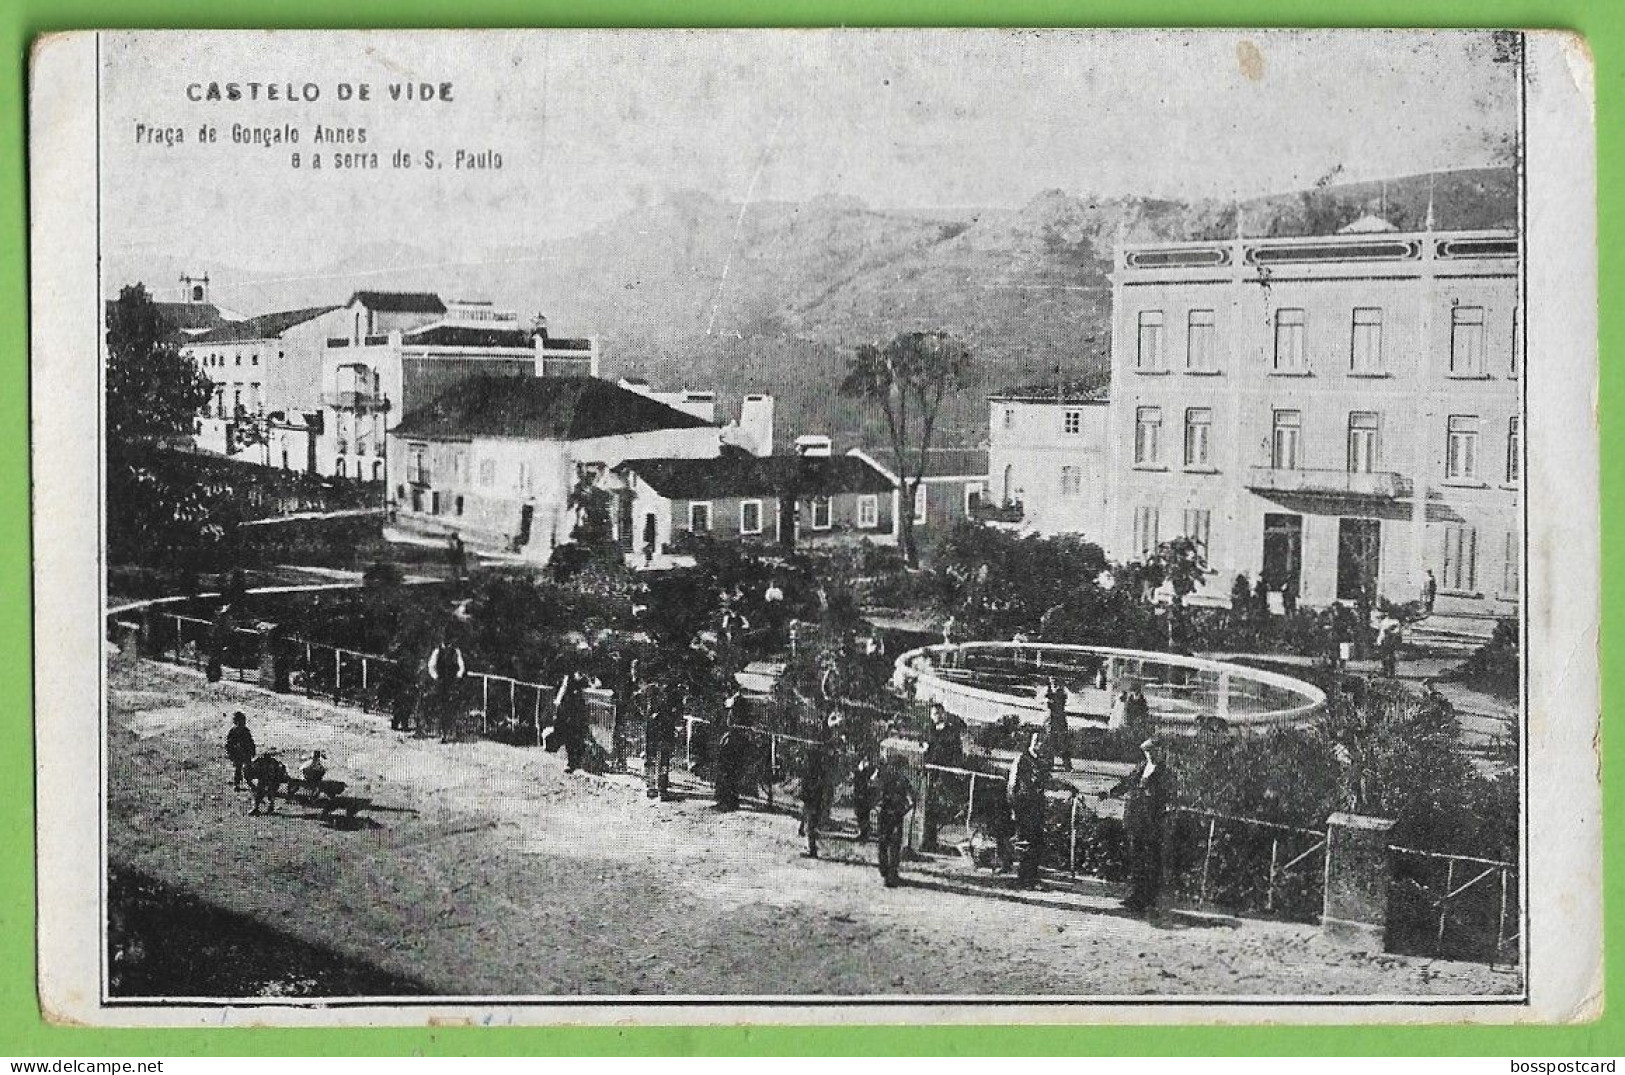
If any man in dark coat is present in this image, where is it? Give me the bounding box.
[225,711,256,790]
[645,678,680,800]
[425,636,467,741]
[1007,732,1049,889]
[1110,736,1175,913]
[798,730,831,859]
[245,751,289,816]
[712,693,747,811]
[920,704,964,852]
[875,756,915,887]
[850,749,878,842]
[551,670,590,774]
[1044,677,1071,771]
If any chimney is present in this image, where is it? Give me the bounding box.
[736,394,775,456]
[795,434,832,458]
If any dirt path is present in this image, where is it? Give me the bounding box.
[106,656,1520,999]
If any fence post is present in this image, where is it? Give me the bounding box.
[1267,837,1280,913]
[965,774,976,837]
[1436,858,1456,956]
[1199,817,1218,905]
[303,642,313,696]
[333,647,342,700]
[1069,795,1079,876]
[482,676,490,722]
[1495,866,1510,969]
[508,680,516,740]
[1321,812,1397,952]
[767,735,776,810]
[685,717,694,771]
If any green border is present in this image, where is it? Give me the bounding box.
[3,0,1614,1057]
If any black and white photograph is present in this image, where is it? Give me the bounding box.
[27,28,1599,1023]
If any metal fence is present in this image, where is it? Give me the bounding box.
[1387,844,1520,967]
[1164,807,1327,923]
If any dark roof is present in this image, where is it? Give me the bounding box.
[618,450,895,500]
[988,374,1111,404]
[186,305,340,345]
[864,447,989,480]
[106,299,226,337]
[349,290,446,314]
[403,325,536,348]
[392,375,714,442]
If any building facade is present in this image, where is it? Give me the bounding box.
[983,385,1112,537]
[387,375,721,558]
[1105,226,1520,615]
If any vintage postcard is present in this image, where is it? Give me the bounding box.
[28,28,1598,1025]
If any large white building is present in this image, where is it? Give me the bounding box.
[1102,223,1520,616]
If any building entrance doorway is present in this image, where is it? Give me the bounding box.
[616,492,634,552]
[1337,518,1382,602]
[1261,513,1303,595]
[517,504,534,549]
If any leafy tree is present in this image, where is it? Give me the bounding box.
[104,285,219,565]
[839,332,973,567]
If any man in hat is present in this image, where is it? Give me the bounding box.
[425,633,467,742]
[1007,731,1049,889]
[246,750,289,816]
[645,677,680,801]
[850,747,878,842]
[1109,735,1175,914]
[798,722,832,859]
[874,755,915,888]
[713,692,746,811]
[224,712,256,790]
[920,703,964,852]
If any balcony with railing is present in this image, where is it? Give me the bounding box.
[970,499,1026,524]
[322,390,391,411]
[1245,467,1411,499]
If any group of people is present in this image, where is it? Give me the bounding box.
[224,710,332,816]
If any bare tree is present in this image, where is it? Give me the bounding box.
[840,332,973,567]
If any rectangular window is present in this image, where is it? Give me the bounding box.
[1446,415,1480,481]
[689,501,712,533]
[740,500,764,535]
[1059,466,1082,498]
[1350,307,1383,373]
[1183,508,1211,554]
[1441,525,1478,592]
[858,494,879,529]
[232,387,243,414]
[1502,531,1520,595]
[1186,309,1216,371]
[478,458,497,487]
[1063,409,1082,435]
[964,484,983,515]
[1136,310,1165,371]
[1271,410,1302,469]
[251,353,259,366]
[913,484,928,524]
[1134,406,1163,466]
[1274,308,1307,372]
[1506,416,1521,484]
[1183,407,1212,468]
[1450,306,1487,376]
[1347,412,1380,473]
[1133,506,1160,560]
[1002,407,1014,430]
[517,462,532,494]
[812,496,833,530]
[407,445,428,485]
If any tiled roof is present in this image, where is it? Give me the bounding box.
[349,290,446,314]
[403,325,536,348]
[617,450,894,500]
[186,305,340,345]
[392,375,714,442]
[988,372,1111,404]
[863,447,989,480]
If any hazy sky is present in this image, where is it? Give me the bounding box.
[98,29,1518,281]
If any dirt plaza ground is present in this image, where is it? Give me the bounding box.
[105,656,1519,999]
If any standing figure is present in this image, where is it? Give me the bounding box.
[875,756,915,888]
[225,712,256,790]
[245,751,289,816]
[850,749,878,842]
[551,670,590,774]
[1253,576,1272,620]
[446,530,467,583]
[206,603,233,682]
[1421,569,1438,615]
[1044,677,1071,771]
[642,514,657,566]
[388,663,417,732]
[425,635,467,742]
[798,729,830,859]
[1007,733,1048,889]
[1110,736,1175,914]
[1280,578,1299,617]
[712,692,746,811]
[1378,615,1403,678]
[920,704,964,852]
[645,678,680,800]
